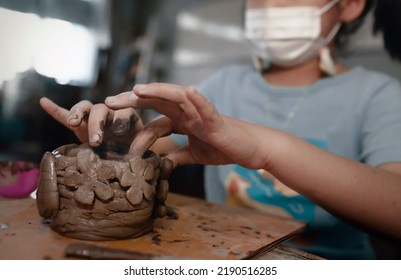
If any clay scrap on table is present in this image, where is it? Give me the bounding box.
[36,143,173,241]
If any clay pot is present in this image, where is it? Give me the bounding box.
[36,143,172,241]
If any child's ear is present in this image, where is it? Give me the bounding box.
[339,0,366,23]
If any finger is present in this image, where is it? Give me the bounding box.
[112,108,143,136]
[186,88,221,129]
[160,157,174,179]
[129,117,174,156]
[107,91,186,122]
[106,91,180,117]
[134,84,201,121]
[186,87,216,118]
[39,97,70,127]
[134,97,186,120]
[164,146,195,168]
[87,104,112,146]
[68,100,94,127]
[133,83,188,102]
[105,91,136,108]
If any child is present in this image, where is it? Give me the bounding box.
[41,0,401,259]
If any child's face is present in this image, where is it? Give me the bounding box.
[246,0,342,42]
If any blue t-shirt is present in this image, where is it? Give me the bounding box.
[170,65,401,259]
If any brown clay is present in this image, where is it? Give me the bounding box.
[36,143,173,241]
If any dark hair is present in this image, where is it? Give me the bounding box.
[335,0,375,47]
[373,0,401,61]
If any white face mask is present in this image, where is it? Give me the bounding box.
[245,0,340,72]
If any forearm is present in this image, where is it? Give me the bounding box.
[258,127,401,239]
[122,84,401,238]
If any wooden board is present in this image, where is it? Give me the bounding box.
[0,193,306,260]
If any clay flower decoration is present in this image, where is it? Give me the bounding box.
[36,143,172,240]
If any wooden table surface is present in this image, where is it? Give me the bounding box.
[0,193,314,260]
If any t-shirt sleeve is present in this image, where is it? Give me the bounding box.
[360,78,401,166]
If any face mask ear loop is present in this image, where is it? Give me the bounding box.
[319,47,337,75]
[252,54,270,72]
[319,0,340,15]
[319,23,341,75]
[317,0,341,75]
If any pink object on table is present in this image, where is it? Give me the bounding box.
[0,161,39,198]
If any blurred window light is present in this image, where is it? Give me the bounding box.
[0,7,98,86]
[33,18,97,86]
[0,8,41,84]
[174,49,215,67]
[177,12,244,42]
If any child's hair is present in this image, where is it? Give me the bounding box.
[374,0,401,62]
[336,0,375,47]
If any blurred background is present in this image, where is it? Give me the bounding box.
[1,0,401,162]
[0,0,400,258]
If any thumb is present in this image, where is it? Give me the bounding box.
[164,146,196,168]
[129,116,173,156]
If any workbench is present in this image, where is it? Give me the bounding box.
[0,193,321,260]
